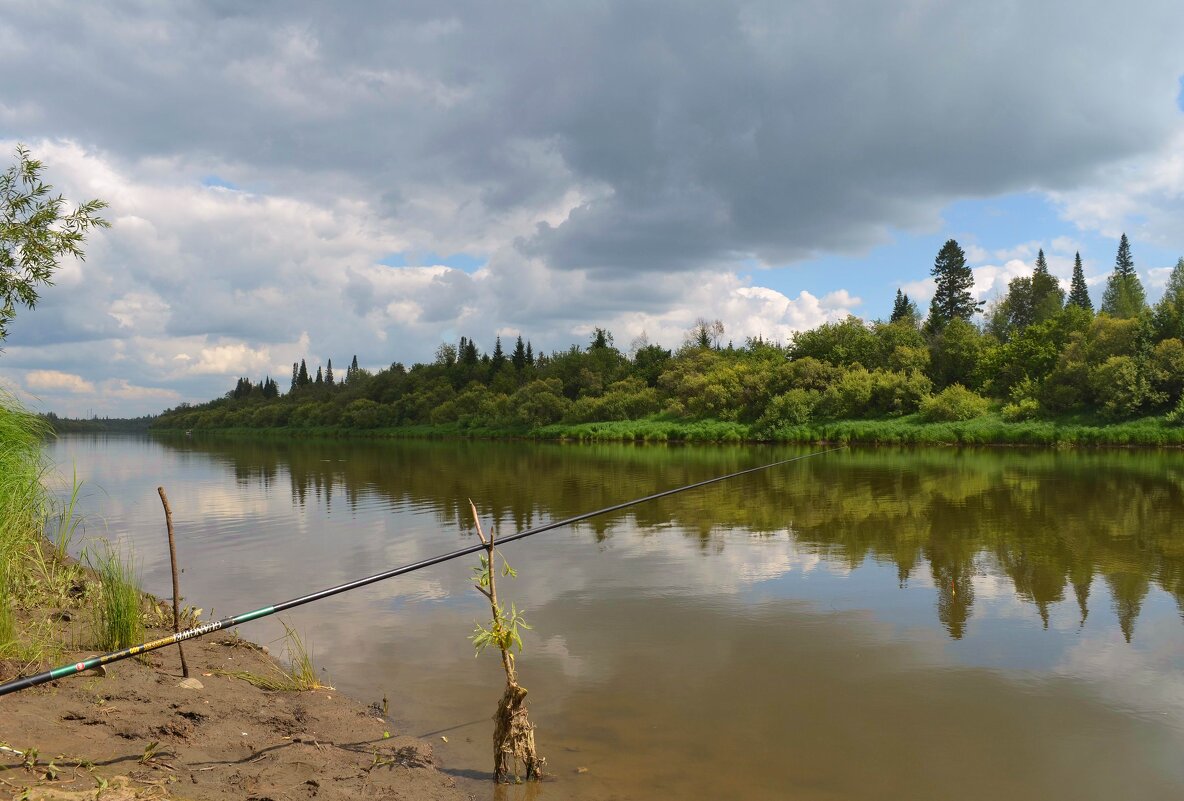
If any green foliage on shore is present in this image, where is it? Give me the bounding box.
[152,236,1184,447]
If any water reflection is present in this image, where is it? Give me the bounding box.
[45,436,1184,801]
[153,436,1184,642]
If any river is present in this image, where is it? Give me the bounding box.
[45,435,1184,800]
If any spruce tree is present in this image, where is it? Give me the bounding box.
[1153,257,1184,340]
[1068,251,1093,312]
[525,341,534,365]
[349,355,359,381]
[298,359,310,387]
[291,362,299,392]
[890,289,919,325]
[315,366,323,385]
[461,338,479,366]
[512,335,527,371]
[492,336,506,369]
[890,289,908,322]
[1101,233,1147,318]
[1029,248,1064,323]
[325,358,334,386]
[926,239,981,332]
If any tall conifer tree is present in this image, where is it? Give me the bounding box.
[325,358,334,386]
[492,336,506,369]
[1068,251,1093,312]
[298,359,310,387]
[890,289,919,325]
[1029,248,1064,323]
[512,335,527,370]
[1101,233,1147,318]
[926,239,980,332]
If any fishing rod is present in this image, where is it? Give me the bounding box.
[0,446,844,698]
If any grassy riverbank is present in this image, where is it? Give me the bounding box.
[0,392,73,668]
[152,411,1184,447]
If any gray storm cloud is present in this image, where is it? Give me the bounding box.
[4,1,1182,270]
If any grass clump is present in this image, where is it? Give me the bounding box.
[86,542,144,651]
[215,622,332,691]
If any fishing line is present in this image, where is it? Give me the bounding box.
[0,445,844,698]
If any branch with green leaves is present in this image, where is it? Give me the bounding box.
[468,501,531,658]
[1,144,109,341]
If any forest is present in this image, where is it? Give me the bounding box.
[152,236,1184,445]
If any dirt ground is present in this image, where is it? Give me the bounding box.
[0,622,475,801]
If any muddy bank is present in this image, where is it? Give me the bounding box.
[0,623,474,801]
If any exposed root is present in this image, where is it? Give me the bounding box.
[493,680,543,782]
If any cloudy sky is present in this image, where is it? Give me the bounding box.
[2,0,1183,416]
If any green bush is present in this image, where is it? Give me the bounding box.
[919,385,990,422]
[1165,396,1184,426]
[566,378,661,422]
[508,379,571,426]
[1151,338,1184,406]
[754,388,818,436]
[816,368,931,419]
[341,399,387,428]
[1089,356,1152,420]
[1002,398,1040,422]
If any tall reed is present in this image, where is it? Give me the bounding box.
[0,389,49,654]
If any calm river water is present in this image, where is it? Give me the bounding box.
[45,436,1184,800]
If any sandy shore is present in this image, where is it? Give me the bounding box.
[0,619,475,801]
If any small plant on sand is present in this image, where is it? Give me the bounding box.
[468,500,544,782]
[215,621,332,691]
[86,543,144,651]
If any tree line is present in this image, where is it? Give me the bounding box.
[154,234,1184,436]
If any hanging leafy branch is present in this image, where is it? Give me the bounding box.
[1,145,110,342]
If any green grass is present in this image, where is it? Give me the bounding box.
[215,622,331,691]
[0,599,14,658]
[0,390,88,669]
[0,388,49,597]
[86,542,144,651]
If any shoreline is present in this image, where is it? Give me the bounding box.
[141,412,1184,448]
[0,581,475,801]
[1,537,480,799]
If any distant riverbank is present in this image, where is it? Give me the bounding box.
[149,411,1184,447]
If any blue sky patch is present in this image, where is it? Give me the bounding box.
[379,251,486,272]
[201,175,238,190]
[758,192,1175,321]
